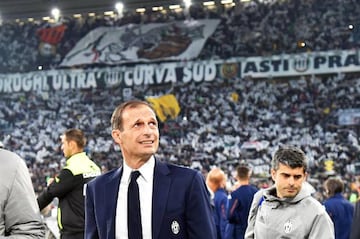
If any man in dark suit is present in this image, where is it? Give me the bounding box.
[85,99,216,239]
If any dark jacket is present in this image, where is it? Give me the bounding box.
[226,184,258,239]
[350,199,360,239]
[85,158,217,239]
[323,193,354,239]
[38,152,101,236]
[213,188,228,239]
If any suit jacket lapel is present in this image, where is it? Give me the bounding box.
[152,160,171,239]
[104,167,123,238]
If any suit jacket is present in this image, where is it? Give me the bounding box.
[85,158,216,239]
[350,200,360,239]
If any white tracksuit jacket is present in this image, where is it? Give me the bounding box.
[0,149,45,238]
[245,185,335,239]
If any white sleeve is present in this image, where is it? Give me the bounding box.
[2,158,45,238]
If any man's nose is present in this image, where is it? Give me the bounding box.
[288,177,295,185]
[143,124,153,134]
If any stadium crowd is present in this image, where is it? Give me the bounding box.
[1,71,359,201]
[0,0,360,73]
[0,0,359,204]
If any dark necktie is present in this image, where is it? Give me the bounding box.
[128,171,143,239]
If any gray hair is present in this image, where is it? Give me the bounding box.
[271,145,308,173]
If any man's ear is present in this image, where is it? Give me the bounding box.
[111,129,122,144]
[271,169,276,181]
[68,140,77,150]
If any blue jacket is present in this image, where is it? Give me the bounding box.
[350,200,360,239]
[213,188,229,239]
[323,193,354,239]
[85,158,216,239]
[226,184,258,239]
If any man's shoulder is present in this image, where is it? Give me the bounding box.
[0,149,26,184]
[166,162,195,170]
[233,184,258,194]
[0,149,23,167]
[164,162,199,176]
[0,149,27,175]
[88,168,119,185]
[324,195,354,209]
[300,195,327,213]
[156,161,204,184]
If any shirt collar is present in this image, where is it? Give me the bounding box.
[123,156,155,183]
[66,152,86,164]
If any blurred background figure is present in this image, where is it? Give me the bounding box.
[37,128,101,239]
[323,177,354,239]
[350,176,360,239]
[0,148,46,238]
[226,165,258,239]
[206,167,229,239]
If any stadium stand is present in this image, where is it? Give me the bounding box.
[0,0,359,205]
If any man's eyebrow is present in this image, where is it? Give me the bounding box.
[280,172,302,177]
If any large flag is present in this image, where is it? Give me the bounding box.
[60,19,220,67]
[146,94,181,122]
[37,24,67,57]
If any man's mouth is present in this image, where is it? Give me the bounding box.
[140,140,154,144]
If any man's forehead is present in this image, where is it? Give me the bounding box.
[124,106,156,118]
[277,164,305,174]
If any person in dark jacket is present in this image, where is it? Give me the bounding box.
[206,167,229,239]
[323,177,354,239]
[350,176,360,239]
[226,166,258,239]
[37,128,101,239]
[84,100,216,239]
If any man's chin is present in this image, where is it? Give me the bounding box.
[140,150,156,157]
[284,191,298,198]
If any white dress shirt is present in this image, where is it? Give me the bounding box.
[115,156,155,239]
